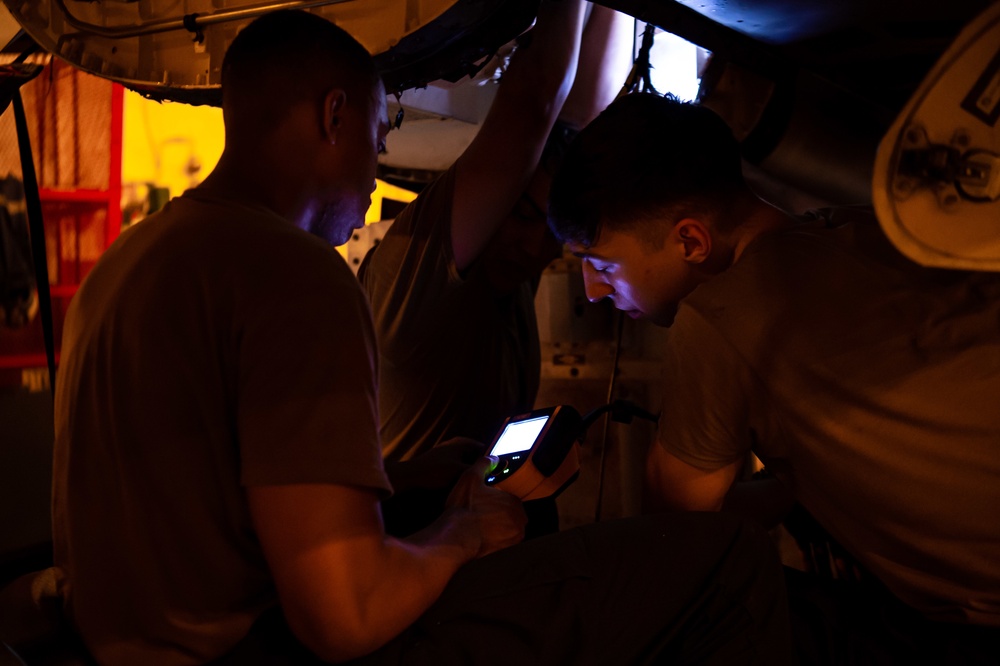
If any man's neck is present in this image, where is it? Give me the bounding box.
[729,199,794,265]
[198,128,315,226]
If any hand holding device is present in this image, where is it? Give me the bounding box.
[446,456,527,557]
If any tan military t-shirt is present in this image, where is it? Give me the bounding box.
[53,190,391,665]
[659,207,1000,626]
[361,167,540,461]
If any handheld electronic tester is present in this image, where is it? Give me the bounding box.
[485,405,583,500]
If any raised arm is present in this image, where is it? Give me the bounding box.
[558,4,634,130]
[450,0,586,271]
[247,458,525,663]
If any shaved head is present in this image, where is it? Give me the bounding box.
[221,10,380,140]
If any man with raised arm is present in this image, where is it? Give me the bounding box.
[361,1,634,462]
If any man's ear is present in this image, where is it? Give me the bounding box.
[673,218,712,264]
[322,89,348,144]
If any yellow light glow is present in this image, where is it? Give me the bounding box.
[367,179,417,224]
[122,91,416,240]
[122,91,224,199]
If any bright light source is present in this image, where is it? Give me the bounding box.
[647,30,704,102]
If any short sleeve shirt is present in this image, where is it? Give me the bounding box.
[658,208,1000,626]
[53,190,391,665]
[361,167,540,460]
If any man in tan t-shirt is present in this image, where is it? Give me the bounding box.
[362,2,635,461]
[548,92,1000,663]
[52,11,528,664]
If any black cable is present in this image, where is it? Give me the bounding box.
[13,90,56,397]
[617,22,659,99]
[593,311,624,522]
[3,640,29,666]
[12,39,38,64]
[581,399,659,430]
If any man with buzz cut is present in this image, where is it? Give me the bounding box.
[548,91,1000,665]
[52,12,793,665]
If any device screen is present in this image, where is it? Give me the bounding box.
[490,415,549,456]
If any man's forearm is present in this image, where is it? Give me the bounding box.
[261,459,524,663]
[558,4,634,129]
[449,0,587,270]
[501,0,587,115]
[286,508,482,663]
[249,484,484,664]
[361,509,482,635]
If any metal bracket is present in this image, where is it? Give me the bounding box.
[894,125,1000,210]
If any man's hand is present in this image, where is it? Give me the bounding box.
[445,456,527,557]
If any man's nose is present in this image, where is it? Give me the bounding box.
[582,267,614,303]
